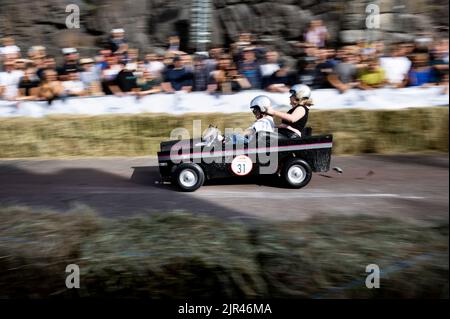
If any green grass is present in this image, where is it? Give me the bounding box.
[0,206,447,298]
[0,108,448,158]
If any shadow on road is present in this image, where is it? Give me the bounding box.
[0,163,256,220]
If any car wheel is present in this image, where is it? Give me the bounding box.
[281,159,312,189]
[173,163,205,192]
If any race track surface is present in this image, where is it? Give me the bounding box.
[0,155,448,223]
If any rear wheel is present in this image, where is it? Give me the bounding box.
[281,159,312,189]
[173,163,205,192]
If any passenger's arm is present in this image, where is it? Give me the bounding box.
[268,106,305,124]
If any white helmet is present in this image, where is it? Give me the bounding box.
[289,84,311,100]
[250,95,272,113]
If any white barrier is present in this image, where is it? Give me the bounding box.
[0,87,448,117]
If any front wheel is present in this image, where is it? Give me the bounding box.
[173,163,205,192]
[281,159,312,189]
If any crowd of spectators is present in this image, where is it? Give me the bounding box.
[0,21,448,102]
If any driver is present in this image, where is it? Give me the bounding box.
[232,95,275,143]
[266,84,313,138]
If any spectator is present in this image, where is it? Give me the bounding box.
[79,58,103,96]
[109,29,128,54]
[328,47,360,93]
[380,44,412,88]
[96,50,111,70]
[264,60,296,93]
[38,69,64,103]
[167,34,180,52]
[144,53,165,79]
[358,59,387,90]
[0,60,23,100]
[0,37,21,61]
[127,48,139,64]
[231,33,253,59]
[408,53,439,87]
[161,55,193,92]
[304,20,329,48]
[204,47,222,73]
[260,51,280,78]
[238,47,262,89]
[430,39,449,85]
[298,56,318,88]
[101,54,123,94]
[109,62,139,95]
[180,53,194,73]
[17,67,40,100]
[192,54,210,92]
[136,69,161,96]
[27,46,46,60]
[62,72,87,97]
[209,54,251,94]
[37,56,57,80]
[58,48,82,79]
[312,48,336,89]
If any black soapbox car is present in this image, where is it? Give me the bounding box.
[157,126,333,191]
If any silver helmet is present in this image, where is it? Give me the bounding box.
[289,84,311,100]
[250,95,272,113]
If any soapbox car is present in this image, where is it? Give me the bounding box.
[157,127,333,192]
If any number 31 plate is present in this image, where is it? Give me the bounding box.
[231,155,253,176]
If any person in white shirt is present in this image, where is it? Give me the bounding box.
[244,95,275,137]
[144,53,165,78]
[62,72,86,96]
[260,51,280,77]
[0,60,23,100]
[380,44,412,88]
[0,37,21,60]
[231,95,275,144]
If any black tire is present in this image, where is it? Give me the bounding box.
[281,158,312,189]
[173,163,205,192]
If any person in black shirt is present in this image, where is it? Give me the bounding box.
[161,56,193,92]
[111,63,138,94]
[18,67,40,100]
[58,48,82,80]
[266,84,313,138]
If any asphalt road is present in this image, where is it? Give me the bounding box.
[0,155,448,223]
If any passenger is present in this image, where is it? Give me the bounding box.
[233,95,275,143]
[266,84,312,138]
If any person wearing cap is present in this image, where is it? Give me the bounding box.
[266,84,313,138]
[109,28,128,54]
[58,48,82,79]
